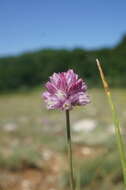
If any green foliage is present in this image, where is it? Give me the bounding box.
[0,146,41,170]
[61,152,122,189]
[0,35,126,91]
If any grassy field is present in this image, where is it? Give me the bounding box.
[0,88,126,190]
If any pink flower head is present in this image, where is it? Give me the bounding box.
[42,69,90,110]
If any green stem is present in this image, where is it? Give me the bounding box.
[66,110,75,190]
[108,95,126,187]
[96,59,126,188]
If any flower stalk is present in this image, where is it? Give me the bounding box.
[42,69,90,190]
[66,110,75,190]
[96,58,126,188]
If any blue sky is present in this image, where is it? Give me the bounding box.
[0,0,126,56]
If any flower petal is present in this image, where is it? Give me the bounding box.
[45,82,57,94]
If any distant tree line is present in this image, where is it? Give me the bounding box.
[0,36,126,91]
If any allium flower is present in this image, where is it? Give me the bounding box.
[42,69,90,110]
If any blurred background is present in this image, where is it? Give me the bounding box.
[0,0,126,189]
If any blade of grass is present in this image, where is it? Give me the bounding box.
[96,58,126,188]
[76,167,80,190]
